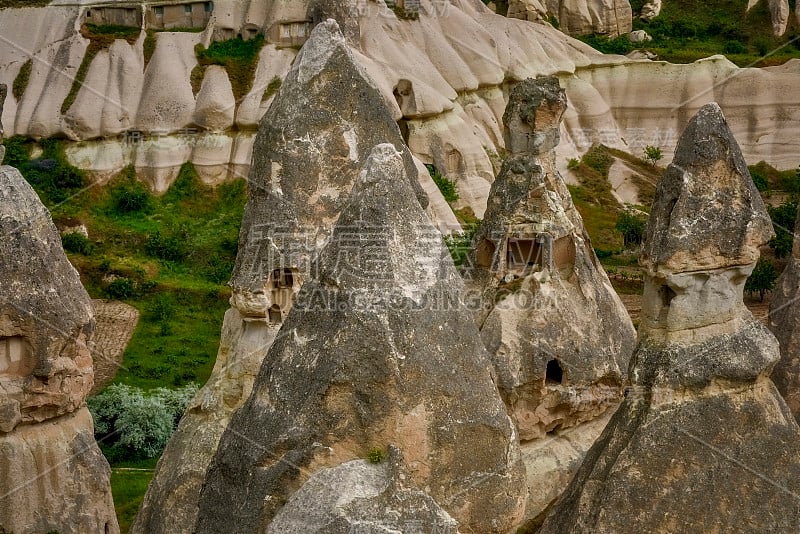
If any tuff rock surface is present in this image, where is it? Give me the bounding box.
[465,77,635,526]
[266,447,458,534]
[769,207,800,419]
[467,77,635,442]
[538,103,800,534]
[0,165,117,533]
[507,0,633,37]
[195,144,527,533]
[133,20,427,534]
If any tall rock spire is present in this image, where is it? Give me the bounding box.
[0,164,118,533]
[194,144,527,533]
[538,103,800,534]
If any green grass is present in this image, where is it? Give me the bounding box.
[569,185,624,252]
[582,0,800,66]
[111,464,155,533]
[262,76,282,102]
[195,36,266,101]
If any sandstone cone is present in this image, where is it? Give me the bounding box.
[0,165,118,533]
[539,103,800,534]
[133,19,427,534]
[195,144,527,533]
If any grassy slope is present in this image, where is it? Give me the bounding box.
[583,0,800,66]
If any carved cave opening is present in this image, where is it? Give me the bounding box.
[546,359,563,385]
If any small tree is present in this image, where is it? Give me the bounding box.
[745,258,778,302]
[615,210,648,248]
[643,145,663,166]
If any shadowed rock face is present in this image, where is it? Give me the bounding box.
[0,166,118,533]
[769,208,800,419]
[133,20,427,534]
[538,103,800,534]
[195,144,527,533]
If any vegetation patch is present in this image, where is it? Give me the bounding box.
[0,0,50,8]
[12,58,32,100]
[195,35,266,101]
[578,0,800,66]
[62,24,141,114]
[262,76,282,102]
[426,164,460,203]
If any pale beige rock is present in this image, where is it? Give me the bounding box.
[747,0,790,36]
[193,65,235,131]
[0,164,118,534]
[64,37,144,140]
[0,408,119,534]
[508,0,633,37]
[135,31,201,132]
[639,0,661,21]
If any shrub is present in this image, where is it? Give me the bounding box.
[615,210,648,247]
[724,41,747,55]
[426,164,459,203]
[643,145,663,166]
[745,258,778,302]
[105,277,134,300]
[444,223,480,267]
[750,167,769,192]
[111,181,152,215]
[567,158,580,170]
[61,231,93,255]
[145,230,189,262]
[12,58,32,100]
[367,447,386,463]
[88,383,197,459]
[768,201,798,258]
[582,146,614,177]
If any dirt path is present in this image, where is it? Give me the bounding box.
[91,300,140,395]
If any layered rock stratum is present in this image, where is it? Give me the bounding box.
[133,19,429,534]
[0,164,118,533]
[538,103,800,533]
[194,142,527,533]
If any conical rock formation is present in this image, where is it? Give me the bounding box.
[0,165,118,533]
[538,103,800,534]
[133,19,426,534]
[194,144,526,533]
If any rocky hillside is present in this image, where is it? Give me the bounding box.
[1,0,800,229]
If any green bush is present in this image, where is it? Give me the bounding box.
[110,177,152,215]
[61,231,93,255]
[745,258,778,302]
[88,383,197,459]
[195,35,265,100]
[105,277,135,300]
[582,146,614,177]
[768,201,798,258]
[750,167,769,192]
[615,210,648,247]
[426,164,459,203]
[567,158,580,170]
[643,145,663,166]
[12,58,32,100]
[724,41,747,55]
[145,229,189,262]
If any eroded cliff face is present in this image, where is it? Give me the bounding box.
[507,0,633,37]
[3,1,800,225]
[0,164,118,534]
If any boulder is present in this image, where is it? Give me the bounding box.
[639,0,661,21]
[538,104,800,534]
[0,165,117,533]
[628,29,652,42]
[133,19,427,534]
[194,144,527,533]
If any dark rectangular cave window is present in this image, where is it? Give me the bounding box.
[507,239,542,271]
